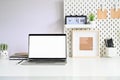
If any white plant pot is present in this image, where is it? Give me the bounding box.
[0,51,9,59]
[90,21,95,24]
[106,47,117,57]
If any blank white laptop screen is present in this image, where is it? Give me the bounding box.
[29,34,66,59]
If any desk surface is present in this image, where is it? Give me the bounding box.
[0,57,120,77]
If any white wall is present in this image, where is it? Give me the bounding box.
[0,0,64,55]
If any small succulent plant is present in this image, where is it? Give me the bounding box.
[0,43,8,51]
[89,13,95,21]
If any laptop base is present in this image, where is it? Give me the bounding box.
[21,59,67,65]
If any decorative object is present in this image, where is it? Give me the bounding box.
[88,13,95,24]
[0,43,8,59]
[65,15,87,25]
[111,8,120,18]
[97,9,107,19]
[72,30,99,57]
[99,0,108,19]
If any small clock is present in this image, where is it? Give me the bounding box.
[65,15,87,24]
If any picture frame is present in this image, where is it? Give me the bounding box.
[72,30,99,57]
[65,15,87,24]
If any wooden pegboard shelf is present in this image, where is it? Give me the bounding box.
[65,24,95,29]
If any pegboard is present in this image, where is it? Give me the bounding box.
[64,0,120,57]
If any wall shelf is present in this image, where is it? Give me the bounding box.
[65,24,95,29]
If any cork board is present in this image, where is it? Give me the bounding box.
[97,9,107,19]
[79,37,93,50]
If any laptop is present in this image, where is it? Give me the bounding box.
[22,34,67,65]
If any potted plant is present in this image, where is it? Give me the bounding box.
[0,43,8,58]
[88,13,95,24]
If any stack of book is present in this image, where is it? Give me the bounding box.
[9,52,28,60]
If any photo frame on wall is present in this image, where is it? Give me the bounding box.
[65,15,87,24]
[72,30,99,57]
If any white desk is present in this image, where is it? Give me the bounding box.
[0,58,120,80]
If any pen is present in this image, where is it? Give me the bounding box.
[17,60,24,64]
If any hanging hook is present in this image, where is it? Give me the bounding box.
[102,0,105,11]
[115,0,118,11]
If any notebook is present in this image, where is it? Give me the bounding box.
[9,52,28,60]
[22,34,67,65]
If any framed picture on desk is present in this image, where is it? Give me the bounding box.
[72,30,99,57]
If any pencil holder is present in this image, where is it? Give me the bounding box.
[106,47,117,57]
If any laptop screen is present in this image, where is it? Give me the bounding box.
[28,34,66,59]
